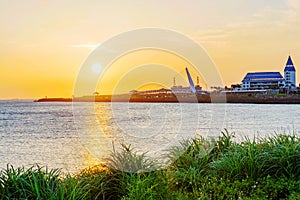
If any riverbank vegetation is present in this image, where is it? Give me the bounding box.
[0,131,299,199]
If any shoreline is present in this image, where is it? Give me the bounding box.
[34,93,300,104]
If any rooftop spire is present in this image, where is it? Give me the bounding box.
[286,55,294,66]
[284,55,296,72]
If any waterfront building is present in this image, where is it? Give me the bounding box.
[284,56,296,89]
[242,72,284,90]
[242,56,296,90]
[171,85,192,94]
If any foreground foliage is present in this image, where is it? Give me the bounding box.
[0,131,299,199]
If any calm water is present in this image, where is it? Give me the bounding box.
[1,101,299,172]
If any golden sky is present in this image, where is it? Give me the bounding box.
[1,0,300,99]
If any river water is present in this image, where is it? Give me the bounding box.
[0,101,299,173]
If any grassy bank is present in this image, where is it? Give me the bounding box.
[1,131,299,199]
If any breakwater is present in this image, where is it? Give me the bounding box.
[35,93,300,104]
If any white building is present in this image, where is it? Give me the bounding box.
[284,56,296,89]
[241,56,296,90]
[242,72,284,90]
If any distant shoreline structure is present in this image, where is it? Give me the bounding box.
[34,92,300,104]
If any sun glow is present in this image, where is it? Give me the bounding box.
[1,1,300,99]
[95,49,205,95]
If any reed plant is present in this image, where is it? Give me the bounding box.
[211,133,300,180]
[0,131,299,199]
[0,164,61,199]
[105,144,157,173]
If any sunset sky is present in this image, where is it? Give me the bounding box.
[1,0,300,99]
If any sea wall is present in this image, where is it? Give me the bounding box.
[34,93,300,104]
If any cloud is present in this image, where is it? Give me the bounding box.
[284,0,300,23]
[193,29,230,47]
[195,0,300,46]
[70,43,99,50]
[287,0,300,10]
[233,0,300,29]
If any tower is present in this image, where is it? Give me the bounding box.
[284,56,296,89]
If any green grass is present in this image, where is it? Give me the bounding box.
[0,131,299,199]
